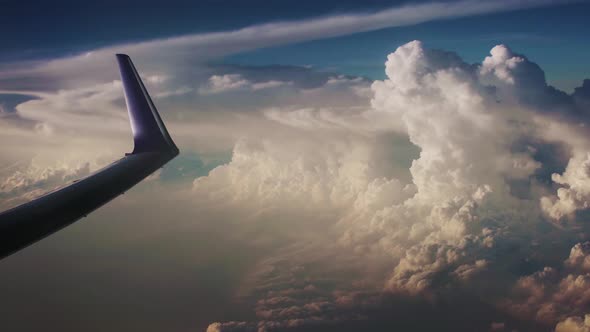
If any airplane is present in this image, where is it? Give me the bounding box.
[0,54,179,260]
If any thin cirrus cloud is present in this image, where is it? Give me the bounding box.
[0,0,575,91]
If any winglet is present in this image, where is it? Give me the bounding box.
[116,54,179,155]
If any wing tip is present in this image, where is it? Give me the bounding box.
[116,54,179,156]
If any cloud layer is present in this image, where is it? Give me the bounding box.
[0,17,589,331]
[184,41,590,331]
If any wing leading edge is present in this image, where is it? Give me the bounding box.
[0,55,179,260]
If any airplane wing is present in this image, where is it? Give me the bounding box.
[0,54,179,260]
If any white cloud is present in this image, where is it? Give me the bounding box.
[566,242,590,272]
[14,80,128,133]
[199,74,292,94]
[541,153,590,220]
[201,74,250,94]
[0,159,92,210]
[0,0,569,91]
[190,40,590,329]
[251,80,292,91]
[480,44,525,84]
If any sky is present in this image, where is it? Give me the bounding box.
[1,0,590,331]
[1,0,589,90]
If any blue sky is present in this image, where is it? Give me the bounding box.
[2,0,589,91]
[226,2,589,91]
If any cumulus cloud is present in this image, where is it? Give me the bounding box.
[541,152,590,220]
[0,152,119,210]
[503,241,590,326]
[566,242,590,272]
[0,160,89,193]
[191,40,590,331]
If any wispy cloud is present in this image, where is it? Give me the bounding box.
[0,0,574,90]
[198,74,292,94]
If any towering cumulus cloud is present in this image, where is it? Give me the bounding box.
[193,41,590,331]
